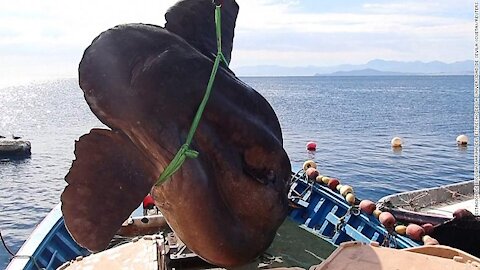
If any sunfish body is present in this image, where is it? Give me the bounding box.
[61,0,291,266]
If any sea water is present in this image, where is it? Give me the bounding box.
[0,76,473,268]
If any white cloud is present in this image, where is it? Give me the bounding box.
[231,0,472,67]
[0,1,177,86]
[0,1,177,46]
[362,1,471,14]
[0,0,473,83]
[234,0,471,35]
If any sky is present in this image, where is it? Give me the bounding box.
[0,0,474,85]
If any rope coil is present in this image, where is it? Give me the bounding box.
[156,4,227,185]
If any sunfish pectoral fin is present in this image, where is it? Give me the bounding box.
[61,128,157,252]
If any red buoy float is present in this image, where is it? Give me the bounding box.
[306,167,319,180]
[421,223,434,235]
[379,212,396,229]
[306,141,317,151]
[406,224,425,241]
[143,194,155,209]
[359,200,376,215]
[327,178,339,191]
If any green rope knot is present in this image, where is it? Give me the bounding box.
[183,145,199,158]
[157,144,199,184]
[155,4,227,186]
[176,143,199,159]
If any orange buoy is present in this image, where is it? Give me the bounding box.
[327,179,339,190]
[306,167,319,180]
[379,212,396,229]
[406,224,425,241]
[359,200,376,215]
[421,223,434,235]
[306,141,317,151]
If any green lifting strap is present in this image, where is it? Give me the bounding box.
[156,4,228,186]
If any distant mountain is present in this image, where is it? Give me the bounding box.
[233,60,473,76]
[362,59,473,74]
[316,68,411,76]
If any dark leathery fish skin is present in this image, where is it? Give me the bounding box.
[61,0,291,267]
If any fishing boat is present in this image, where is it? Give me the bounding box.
[377,180,480,257]
[312,241,480,269]
[288,170,420,249]
[5,204,89,270]
[5,204,169,270]
[7,203,479,270]
[4,171,414,269]
[377,180,475,225]
[7,171,476,269]
[0,139,31,160]
[56,239,480,270]
[6,203,336,269]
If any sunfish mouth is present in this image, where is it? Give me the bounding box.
[60,0,291,267]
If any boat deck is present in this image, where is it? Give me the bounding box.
[423,199,476,217]
[59,218,336,270]
[378,180,475,218]
[314,241,480,270]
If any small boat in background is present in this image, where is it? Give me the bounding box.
[377,180,480,258]
[378,180,474,225]
[0,138,31,160]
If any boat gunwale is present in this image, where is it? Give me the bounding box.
[6,203,63,270]
[377,180,474,212]
[289,173,420,248]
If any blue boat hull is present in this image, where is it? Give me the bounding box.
[7,204,89,270]
[288,171,420,248]
[25,219,89,269]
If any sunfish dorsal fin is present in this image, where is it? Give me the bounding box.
[165,0,239,63]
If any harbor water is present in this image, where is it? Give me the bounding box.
[0,75,473,268]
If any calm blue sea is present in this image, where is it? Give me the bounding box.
[0,76,474,268]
